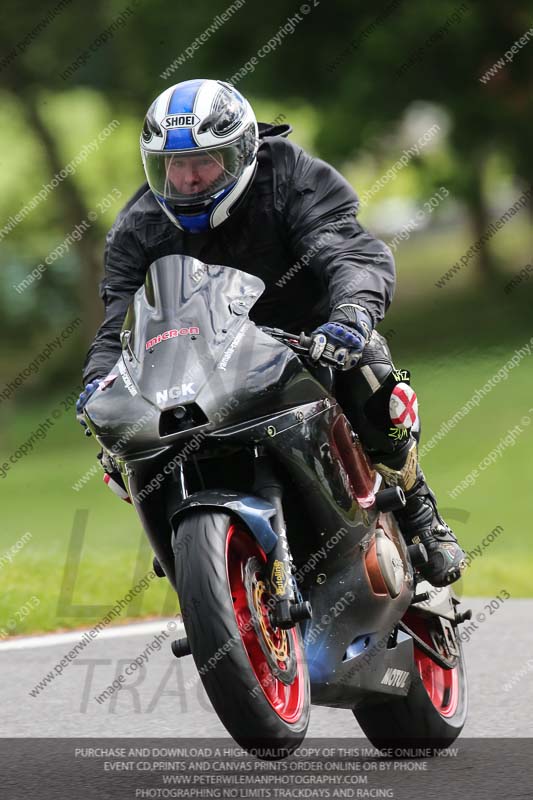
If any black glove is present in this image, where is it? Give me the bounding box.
[310,304,373,370]
[75,380,102,427]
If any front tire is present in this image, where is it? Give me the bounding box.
[174,510,310,758]
[354,609,468,751]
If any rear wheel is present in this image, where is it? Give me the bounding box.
[354,609,467,750]
[174,511,310,758]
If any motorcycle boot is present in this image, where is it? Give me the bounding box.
[374,440,466,587]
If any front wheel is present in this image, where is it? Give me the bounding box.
[353,609,468,750]
[174,510,310,758]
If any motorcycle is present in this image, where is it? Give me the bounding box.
[84,254,470,758]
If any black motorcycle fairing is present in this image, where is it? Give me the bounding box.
[85,256,331,452]
[123,255,264,408]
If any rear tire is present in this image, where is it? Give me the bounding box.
[354,609,467,751]
[174,510,310,758]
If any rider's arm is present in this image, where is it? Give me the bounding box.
[279,143,396,327]
[82,219,147,384]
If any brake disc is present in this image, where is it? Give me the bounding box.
[244,557,297,685]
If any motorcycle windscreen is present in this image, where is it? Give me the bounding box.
[122,255,265,409]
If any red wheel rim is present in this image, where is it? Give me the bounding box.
[226,523,305,724]
[403,611,459,718]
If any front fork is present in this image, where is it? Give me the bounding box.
[253,447,312,630]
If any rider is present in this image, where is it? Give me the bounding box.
[78,78,465,587]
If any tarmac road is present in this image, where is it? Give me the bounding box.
[1,598,532,738]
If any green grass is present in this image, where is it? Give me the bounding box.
[404,352,533,597]
[0,407,178,636]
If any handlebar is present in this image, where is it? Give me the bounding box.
[258,326,339,367]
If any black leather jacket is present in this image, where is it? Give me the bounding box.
[83,122,395,384]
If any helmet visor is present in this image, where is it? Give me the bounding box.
[143,144,245,207]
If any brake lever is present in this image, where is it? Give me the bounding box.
[261,326,339,367]
[297,332,339,367]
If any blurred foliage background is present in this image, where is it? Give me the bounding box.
[1,0,532,633]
